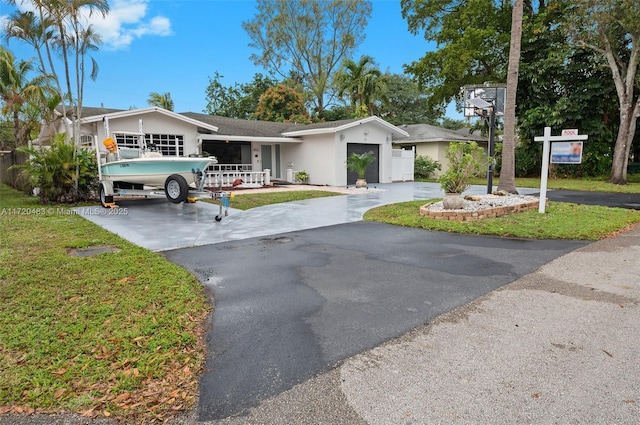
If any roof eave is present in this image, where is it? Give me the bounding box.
[282,116,409,137]
[80,107,219,133]
[198,134,302,143]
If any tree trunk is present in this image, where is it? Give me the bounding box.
[608,102,639,184]
[601,30,640,185]
[497,0,523,194]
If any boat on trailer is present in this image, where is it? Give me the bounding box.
[96,119,231,221]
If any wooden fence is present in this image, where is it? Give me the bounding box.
[0,151,27,189]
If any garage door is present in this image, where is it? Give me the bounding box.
[347,143,379,185]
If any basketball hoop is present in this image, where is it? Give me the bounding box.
[462,84,507,117]
[461,83,507,193]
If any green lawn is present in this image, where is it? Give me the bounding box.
[0,185,209,423]
[364,200,640,240]
[221,189,342,210]
[1,177,639,423]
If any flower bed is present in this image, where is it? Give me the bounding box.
[420,194,543,221]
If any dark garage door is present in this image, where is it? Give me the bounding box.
[347,143,379,185]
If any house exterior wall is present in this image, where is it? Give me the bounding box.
[287,134,336,185]
[89,112,202,156]
[395,141,489,178]
[73,109,404,187]
[337,124,393,186]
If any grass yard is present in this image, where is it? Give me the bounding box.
[0,185,209,424]
[462,176,640,193]
[218,189,342,210]
[364,200,640,240]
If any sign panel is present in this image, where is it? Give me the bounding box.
[561,129,579,136]
[551,142,583,164]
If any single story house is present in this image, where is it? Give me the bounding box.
[391,124,488,176]
[38,106,411,187]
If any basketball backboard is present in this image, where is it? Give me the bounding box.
[463,84,506,117]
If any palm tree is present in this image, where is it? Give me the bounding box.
[148,92,175,111]
[3,6,70,136]
[334,55,384,116]
[498,0,523,194]
[0,46,51,148]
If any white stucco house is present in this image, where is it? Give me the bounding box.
[39,106,413,187]
[391,123,488,176]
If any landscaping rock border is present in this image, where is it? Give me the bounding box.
[420,194,543,221]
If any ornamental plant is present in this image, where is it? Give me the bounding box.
[346,151,375,179]
[437,142,490,194]
[12,133,98,203]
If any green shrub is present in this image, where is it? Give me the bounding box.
[13,134,98,203]
[414,155,441,178]
[437,142,490,193]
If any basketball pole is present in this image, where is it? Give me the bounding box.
[487,105,496,194]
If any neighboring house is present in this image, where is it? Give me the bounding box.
[392,124,488,176]
[35,107,410,187]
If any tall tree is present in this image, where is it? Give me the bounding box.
[4,5,69,135]
[147,92,175,111]
[376,73,442,125]
[566,0,640,184]
[498,0,523,194]
[204,72,278,118]
[5,0,109,198]
[334,55,384,116]
[516,3,618,178]
[0,46,52,148]
[401,0,512,113]
[242,0,372,115]
[253,83,311,123]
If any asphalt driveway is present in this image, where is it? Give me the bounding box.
[163,221,586,421]
[72,182,635,422]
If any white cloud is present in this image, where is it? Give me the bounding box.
[89,0,173,50]
[2,0,171,51]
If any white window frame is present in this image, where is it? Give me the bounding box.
[114,134,185,157]
[146,134,184,157]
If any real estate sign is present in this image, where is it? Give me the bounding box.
[551,141,583,164]
[534,127,588,213]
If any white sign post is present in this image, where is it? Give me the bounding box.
[534,127,588,213]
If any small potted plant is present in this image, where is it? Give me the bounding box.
[295,170,309,183]
[346,151,375,188]
[437,142,490,209]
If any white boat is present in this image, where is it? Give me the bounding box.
[100,149,214,188]
[96,118,218,208]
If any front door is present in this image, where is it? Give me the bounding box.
[260,144,281,178]
[261,145,272,175]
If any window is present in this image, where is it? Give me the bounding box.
[114,133,185,156]
[79,135,93,147]
[146,134,184,156]
[115,134,141,149]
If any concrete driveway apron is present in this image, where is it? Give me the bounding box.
[74,182,538,252]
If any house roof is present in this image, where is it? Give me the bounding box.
[282,115,410,137]
[393,123,487,144]
[74,107,411,140]
[181,112,293,138]
[80,107,219,133]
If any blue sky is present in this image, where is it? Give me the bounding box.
[1,0,455,117]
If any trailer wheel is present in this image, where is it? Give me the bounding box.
[99,183,113,208]
[165,174,189,203]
